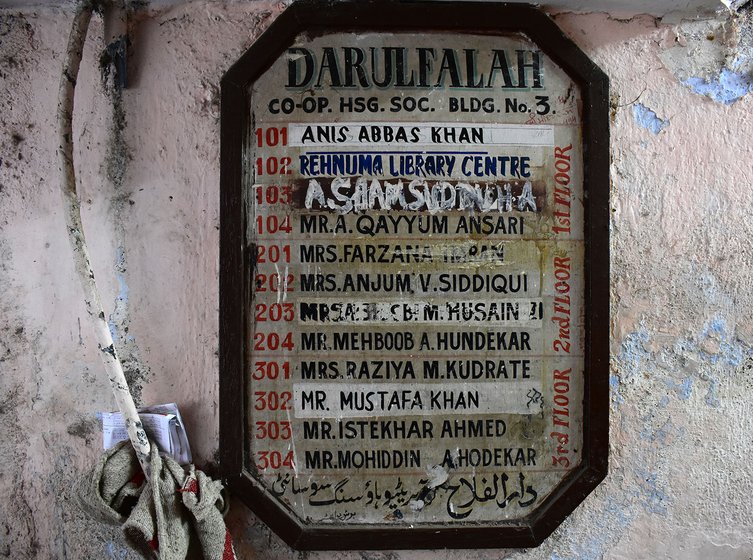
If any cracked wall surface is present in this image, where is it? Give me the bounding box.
[1,3,753,559]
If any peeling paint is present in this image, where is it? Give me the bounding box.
[660,9,753,104]
[684,68,753,104]
[632,103,670,134]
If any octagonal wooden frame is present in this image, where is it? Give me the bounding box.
[220,0,610,549]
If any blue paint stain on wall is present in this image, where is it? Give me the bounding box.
[684,68,753,105]
[663,376,693,401]
[616,327,652,382]
[661,378,691,402]
[550,496,634,560]
[679,377,693,399]
[705,317,725,336]
[552,533,612,560]
[640,419,675,444]
[636,469,669,516]
[705,377,721,408]
[609,374,624,405]
[632,103,669,134]
[699,317,747,367]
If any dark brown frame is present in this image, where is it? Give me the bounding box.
[220,1,609,549]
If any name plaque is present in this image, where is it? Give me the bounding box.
[220,1,609,549]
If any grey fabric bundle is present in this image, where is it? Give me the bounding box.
[78,442,235,560]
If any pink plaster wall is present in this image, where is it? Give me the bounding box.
[1,3,752,559]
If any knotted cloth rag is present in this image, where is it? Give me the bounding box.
[78,441,236,560]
